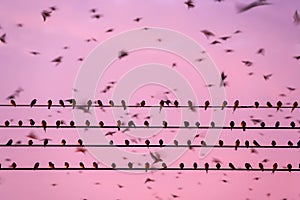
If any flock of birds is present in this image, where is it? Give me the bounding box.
[0,0,300,200]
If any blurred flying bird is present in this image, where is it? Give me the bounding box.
[0,33,6,43]
[184,0,195,9]
[51,56,63,66]
[237,0,271,13]
[201,30,215,39]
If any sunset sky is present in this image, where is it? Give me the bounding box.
[0,0,300,199]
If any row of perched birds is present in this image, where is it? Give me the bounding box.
[2,161,299,173]
[2,119,298,130]
[7,99,299,111]
[2,138,300,148]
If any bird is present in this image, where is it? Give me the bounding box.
[111,163,116,169]
[287,164,292,172]
[30,99,37,107]
[174,100,179,107]
[193,162,198,169]
[259,163,264,171]
[184,0,195,9]
[65,99,76,109]
[210,40,221,45]
[41,10,51,21]
[266,101,272,108]
[245,163,252,170]
[43,139,48,146]
[179,163,184,169]
[162,121,168,128]
[260,122,265,128]
[144,177,155,184]
[4,120,10,126]
[210,121,215,128]
[145,140,150,147]
[140,100,145,107]
[55,120,61,128]
[59,100,65,107]
[93,162,98,169]
[144,162,150,172]
[216,163,221,169]
[79,162,85,168]
[162,163,167,169]
[291,101,298,112]
[10,162,17,169]
[204,163,209,173]
[159,100,164,112]
[85,120,90,127]
[276,101,282,111]
[174,140,179,146]
[219,140,224,147]
[245,140,250,148]
[61,139,66,145]
[116,120,121,131]
[290,121,296,128]
[70,121,75,127]
[257,48,265,55]
[6,139,13,146]
[0,33,6,43]
[263,74,272,81]
[233,100,239,112]
[293,10,300,25]
[195,121,200,128]
[229,163,236,170]
[187,100,195,112]
[241,121,246,131]
[125,140,130,146]
[230,121,235,130]
[159,139,164,147]
[271,140,276,146]
[118,50,128,59]
[78,139,83,146]
[133,17,142,22]
[86,100,93,111]
[201,30,215,39]
[10,99,16,107]
[128,162,133,169]
[204,100,210,110]
[201,140,207,147]
[91,14,102,19]
[49,162,55,169]
[254,101,259,108]
[272,163,278,173]
[150,152,162,164]
[288,141,293,147]
[236,0,271,13]
[17,120,22,126]
[242,60,253,67]
[219,36,231,41]
[144,121,149,127]
[64,162,69,168]
[184,121,190,128]
[221,100,227,110]
[235,140,240,150]
[121,100,127,110]
[41,120,47,132]
[275,121,280,128]
[253,140,260,146]
[28,140,33,145]
[47,100,52,109]
[33,162,39,170]
[51,56,63,66]
[128,120,135,127]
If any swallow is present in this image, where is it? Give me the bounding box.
[271,140,276,146]
[179,163,184,169]
[4,120,10,126]
[204,100,210,110]
[150,152,162,164]
[291,101,298,112]
[70,121,75,127]
[230,121,235,130]
[144,120,149,127]
[93,162,98,169]
[254,101,259,108]
[133,17,142,22]
[10,99,16,107]
[229,163,235,170]
[116,120,121,131]
[241,121,246,131]
[290,121,295,128]
[105,28,114,33]
[187,100,195,112]
[65,99,76,109]
[216,163,221,170]
[219,36,231,41]
[287,164,292,172]
[144,162,150,172]
[79,162,85,168]
[184,121,190,128]
[0,33,6,43]
[125,139,130,146]
[294,55,300,60]
[49,162,55,169]
[162,162,167,169]
[111,163,116,169]
[263,74,272,81]
[28,140,33,145]
[195,121,200,128]
[51,56,63,66]
[234,140,241,151]
[275,121,280,128]
[145,139,150,147]
[121,100,126,110]
[30,99,37,107]
[6,139,13,146]
[272,163,278,173]
[118,50,128,59]
[140,100,145,107]
[236,0,271,13]
[201,140,207,147]
[221,100,227,110]
[87,100,92,111]
[288,141,293,146]
[260,122,265,128]
[47,100,52,109]
[105,131,116,136]
[219,140,224,147]
[245,140,250,148]
[184,0,195,9]
[210,40,221,45]
[91,14,103,19]
[41,120,47,132]
[159,100,164,112]
[259,163,264,171]
[253,140,260,146]
[10,162,17,169]
[85,120,90,127]
[257,48,265,55]
[43,139,48,146]
[174,140,179,146]
[99,121,104,127]
[193,162,198,169]
[159,139,164,147]
[233,100,239,112]
[64,162,69,168]
[245,163,252,170]
[34,162,39,170]
[109,100,114,107]
[276,101,282,111]
[41,10,51,21]
[58,99,65,107]
[61,139,66,145]
[78,139,83,146]
[204,163,209,173]
[201,30,215,39]
[266,101,272,108]
[55,120,61,128]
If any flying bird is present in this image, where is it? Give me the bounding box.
[41,10,51,21]
[257,48,265,55]
[51,56,63,66]
[184,0,195,9]
[236,0,271,13]
[118,50,128,59]
[0,33,6,43]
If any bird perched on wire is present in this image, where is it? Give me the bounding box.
[219,140,224,147]
[193,162,198,169]
[229,163,236,170]
[221,100,227,110]
[216,163,221,170]
[66,99,76,109]
[144,121,149,127]
[59,100,65,107]
[290,121,296,128]
[184,121,190,128]
[33,162,39,170]
[259,163,264,171]
[230,121,235,130]
[235,139,240,150]
[140,100,145,107]
[204,100,210,110]
[272,163,278,173]
[291,101,298,112]
[204,163,209,173]
[10,99,16,107]
[128,120,135,127]
[271,140,276,146]
[195,121,200,128]
[245,140,250,148]
[87,100,93,111]
[79,162,85,168]
[6,139,13,146]
[64,162,69,168]
[159,100,164,112]
[241,121,246,131]
[10,162,17,169]
[266,101,272,108]
[187,100,195,112]
[41,120,47,132]
[121,100,127,110]
[30,99,37,107]
[47,100,52,109]
[254,101,259,108]
[49,162,55,169]
[253,140,260,147]
[287,164,292,172]
[174,100,179,107]
[245,163,252,170]
[233,100,239,112]
[116,120,121,131]
[93,162,98,169]
[4,120,10,127]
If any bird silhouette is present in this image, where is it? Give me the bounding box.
[290,121,296,128]
[293,10,300,25]
[0,33,6,43]
[87,100,92,111]
[61,139,66,145]
[6,139,13,146]
[229,163,235,170]
[78,139,83,146]
[128,162,133,169]
[216,163,221,169]
[210,121,215,128]
[79,162,85,168]
[10,99,16,107]
[275,121,280,128]
[257,48,265,55]
[195,121,200,128]
[99,121,104,128]
[162,121,168,128]
[174,100,179,107]
[49,162,55,169]
[111,163,116,169]
[51,56,63,66]
[184,121,190,127]
[28,140,33,145]
[64,162,69,168]
[245,140,250,148]
[220,72,228,87]
[125,139,130,146]
[233,100,239,112]
[221,100,227,110]
[260,122,265,128]
[237,0,271,13]
[145,140,150,147]
[245,163,252,170]
[144,121,149,127]
[140,100,145,107]
[187,100,195,112]
[253,140,260,146]
[66,99,76,109]
[193,162,198,169]
[41,120,47,132]
[118,50,128,59]
[241,121,246,131]
[276,101,282,111]
[254,101,259,108]
[150,152,162,164]
[47,100,52,109]
[201,30,215,39]
[272,163,278,173]
[219,140,224,147]
[30,99,37,107]
[288,141,293,146]
[121,100,127,110]
[17,120,22,126]
[128,120,135,127]
[291,101,298,112]
[162,163,167,169]
[41,10,51,21]
[230,121,235,130]
[271,140,276,146]
[179,163,184,169]
[93,162,98,169]
[235,139,240,150]
[201,140,207,147]
[144,162,150,172]
[85,120,90,127]
[70,121,75,127]
[259,163,264,171]
[184,0,195,9]
[266,101,272,108]
[204,163,209,173]
[10,162,17,169]
[43,139,48,146]
[59,100,65,107]
[4,120,10,126]
[55,120,61,128]
[204,100,210,110]
[287,164,292,172]
[159,139,164,147]
[174,140,179,146]
[33,162,39,170]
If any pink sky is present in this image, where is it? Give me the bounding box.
[0,0,300,199]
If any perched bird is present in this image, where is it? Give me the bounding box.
[125,139,130,146]
[216,163,221,169]
[61,139,66,145]
[111,163,116,169]
[266,101,272,108]
[210,121,215,128]
[174,100,179,107]
[30,99,37,107]
[140,100,145,107]
[187,100,195,112]
[236,0,271,13]
[291,101,298,112]
[254,101,259,108]
[162,163,167,169]
[56,120,61,128]
[6,139,13,146]
[272,163,278,173]
[230,121,235,130]
[78,139,83,146]
[144,121,149,127]
[275,121,280,128]
[179,163,184,169]
[87,100,93,111]
[184,121,190,128]
[116,120,121,131]
[128,120,135,127]
[10,99,16,107]
[288,141,293,147]
[144,162,150,172]
[51,56,63,66]
[260,122,265,128]
[145,140,150,147]
[159,139,164,147]
[174,140,179,146]
[219,140,224,147]
[221,100,227,110]
[276,101,282,111]
[128,162,133,169]
[271,140,276,146]
[93,162,98,169]
[33,162,39,170]
[41,120,47,132]
[287,164,292,172]
[66,99,76,109]
[85,120,90,127]
[195,121,200,128]
[47,100,52,109]
[245,140,250,148]
[235,139,240,150]
[201,140,207,147]
[229,163,236,170]
[43,139,48,146]
[28,140,33,145]
[79,162,85,168]
[163,121,168,128]
[193,162,198,169]
[233,100,239,112]
[49,162,55,169]
[59,100,65,107]
[290,121,296,128]
[64,162,69,168]
[245,163,252,170]
[10,162,17,169]
[70,121,75,127]
[4,120,10,126]
[204,100,210,110]
[204,163,209,173]
[253,140,260,146]
[259,163,264,171]
[121,100,126,110]
[241,121,246,131]
[159,100,164,112]
[18,120,23,126]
